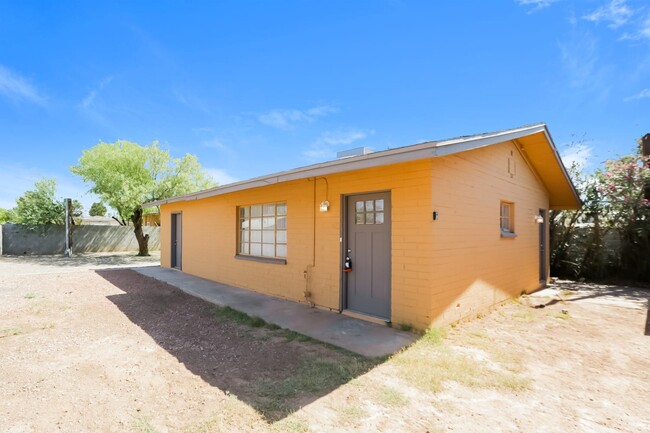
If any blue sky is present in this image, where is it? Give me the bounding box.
[0,0,648,212]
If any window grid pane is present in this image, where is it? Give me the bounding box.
[238,202,287,259]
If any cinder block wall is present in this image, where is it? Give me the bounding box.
[159,140,549,329]
[1,224,160,255]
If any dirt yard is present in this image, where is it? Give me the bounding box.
[1,254,649,433]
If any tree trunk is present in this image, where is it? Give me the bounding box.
[131,205,150,256]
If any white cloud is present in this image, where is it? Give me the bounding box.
[0,65,46,105]
[303,129,372,160]
[258,105,338,129]
[620,12,650,40]
[204,168,238,186]
[80,76,114,109]
[583,0,633,29]
[624,88,650,101]
[560,143,593,169]
[515,0,560,13]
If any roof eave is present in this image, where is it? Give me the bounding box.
[144,123,563,208]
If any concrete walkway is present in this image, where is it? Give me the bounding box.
[135,267,416,358]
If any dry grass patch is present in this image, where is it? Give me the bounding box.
[376,386,409,407]
[391,328,529,393]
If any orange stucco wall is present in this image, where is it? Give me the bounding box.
[160,139,549,329]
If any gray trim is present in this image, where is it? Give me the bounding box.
[234,254,287,265]
[144,123,580,208]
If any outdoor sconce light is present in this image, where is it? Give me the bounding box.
[534,215,544,224]
[320,200,330,212]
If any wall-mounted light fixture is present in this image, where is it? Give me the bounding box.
[534,215,544,224]
[320,200,330,212]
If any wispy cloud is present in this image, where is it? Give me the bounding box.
[204,168,238,185]
[620,12,650,40]
[624,88,650,100]
[80,76,114,109]
[561,143,593,169]
[258,105,338,130]
[0,65,46,106]
[583,0,633,29]
[202,137,228,150]
[559,31,602,88]
[303,129,372,160]
[173,87,210,113]
[515,0,560,13]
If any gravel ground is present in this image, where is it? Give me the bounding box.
[1,255,649,433]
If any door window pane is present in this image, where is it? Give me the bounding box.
[375,212,384,224]
[355,201,364,212]
[356,213,365,224]
[366,212,375,224]
[375,199,384,211]
[365,200,374,211]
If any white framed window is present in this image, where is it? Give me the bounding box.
[238,202,287,258]
[500,201,515,236]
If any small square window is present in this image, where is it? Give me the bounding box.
[500,201,515,236]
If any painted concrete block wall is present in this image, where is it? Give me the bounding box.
[159,140,549,329]
[160,159,434,316]
[415,141,549,328]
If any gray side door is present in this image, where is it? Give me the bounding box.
[344,192,391,319]
[171,213,182,270]
[539,209,546,284]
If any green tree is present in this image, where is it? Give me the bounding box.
[89,202,107,217]
[14,178,66,225]
[595,153,650,280]
[11,178,83,226]
[70,140,215,255]
[0,208,15,223]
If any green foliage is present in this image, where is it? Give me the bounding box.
[89,202,107,217]
[551,143,650,282]
[10,179,83,226]
[70,140,215,225]
[0,207,15,223]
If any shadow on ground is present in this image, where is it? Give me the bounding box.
[546,280,650,336]
[0,253,159,268]
[97,269,379,422]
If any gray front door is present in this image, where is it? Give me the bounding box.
[539,209,547,283]
[171,213,182,270]
[344,192,391,319]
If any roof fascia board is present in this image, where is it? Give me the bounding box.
[539,126,582,206]
[145,123,549,207]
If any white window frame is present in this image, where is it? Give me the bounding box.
[238,202,287,259]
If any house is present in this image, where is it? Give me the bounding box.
[146,123,580,329]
